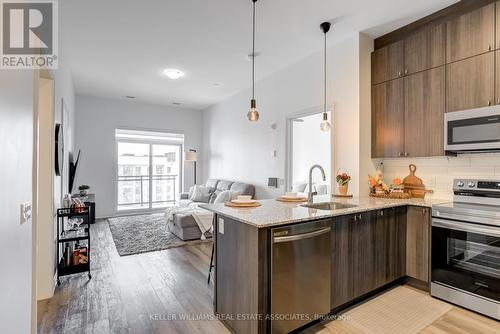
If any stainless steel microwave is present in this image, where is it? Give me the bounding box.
[445,106,500,153]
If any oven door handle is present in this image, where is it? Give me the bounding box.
[432,218,500,237]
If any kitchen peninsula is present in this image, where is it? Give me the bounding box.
[201,196,448,334]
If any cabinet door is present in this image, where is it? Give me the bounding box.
[496,50,500,105]
[446,3,495,63]
[352,211,377,299]
[446,52,495,112]
[405,67,446,157]
[372,78,405,158]
[375,207,406,288]
[404,23,446,75]
[372,40,404,84]
[406,206,430,282]
[331,215,354,309]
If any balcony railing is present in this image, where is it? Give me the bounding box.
[117,174,177,209]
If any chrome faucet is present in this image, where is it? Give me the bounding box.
[308,164,326,204]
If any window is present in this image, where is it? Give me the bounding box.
[116,129,183,211]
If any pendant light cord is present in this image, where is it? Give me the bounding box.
[324,30,327,114]
[252,0,256,100]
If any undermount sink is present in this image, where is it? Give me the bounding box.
[300,202,358,211]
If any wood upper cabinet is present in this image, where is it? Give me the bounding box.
[405,67,446,157]
[447,3,495,63]
[446,52,495,112]
[497,1,500,49]
[372,78,405,158]
[372,40,404,84]
[496,50,500,105]
[404,23,446,75]
[406,206,431,283]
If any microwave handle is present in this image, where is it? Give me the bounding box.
[432,218,500,237]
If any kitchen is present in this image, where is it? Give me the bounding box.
[202,1,500,333]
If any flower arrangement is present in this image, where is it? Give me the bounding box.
[368,169,389,194]
[336,169,351,196]
[336,172,351,186]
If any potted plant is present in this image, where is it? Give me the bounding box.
[336,170,351,196]
[78,184,90,196]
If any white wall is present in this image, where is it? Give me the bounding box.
[74,95,203,217]
[292,113,331,186]
[0,71,34,334]
[203,33,372,199]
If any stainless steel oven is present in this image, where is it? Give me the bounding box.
[445,106,500,153]
[431,179,500,320]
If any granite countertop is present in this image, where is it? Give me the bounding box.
[200,195,449,228]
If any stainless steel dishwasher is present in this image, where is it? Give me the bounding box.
[271,220,331,334]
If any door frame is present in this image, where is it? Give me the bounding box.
[285,107,333,192]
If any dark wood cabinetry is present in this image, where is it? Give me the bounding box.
[372,79,405,158]
[372,1,499,158]
[405,67,446,156]
[446,52,495,112]
[331,208,406,309]
[372,40,404,85]
[446,3,495,63]
[404,24,446,75]
[406,206,431,283]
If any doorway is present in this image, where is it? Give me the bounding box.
[287,112,332,194]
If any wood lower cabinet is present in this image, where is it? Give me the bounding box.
[405,67,446,157]
[372,40,404,85]
[404,23,446,75]
[331,209,406,309]
[372,79,405,158]
[406,206,431,283]
[446,3,495,63]
[446,52,495,112]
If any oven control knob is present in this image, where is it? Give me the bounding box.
[468,182,476,188]
[457,181,464,187]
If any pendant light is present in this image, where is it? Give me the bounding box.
[320,22,331,131]
[247,0,259,122]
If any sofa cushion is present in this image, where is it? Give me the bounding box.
[213,190,238,204]
[210,180,234,203]
[230,182,255,198]
[205,179,220,191]
[190,185,211,203]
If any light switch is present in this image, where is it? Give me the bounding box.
[218,217,224,234]
[21,201,32,224]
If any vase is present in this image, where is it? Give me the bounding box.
[338,184,349,196]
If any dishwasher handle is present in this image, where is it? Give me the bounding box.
[273,227,331,244]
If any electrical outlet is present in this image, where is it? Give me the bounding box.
[21,201,32,224]
[218,217,224,234]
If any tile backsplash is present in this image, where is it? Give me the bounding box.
[374,154,500,201]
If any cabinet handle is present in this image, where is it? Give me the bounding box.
[353,215,357,222]
[405,152,409,156]
[489,45,492,51]
[358,214,362,220]
[398,152,402,157]
[398,71,402,77]
[497,98,500,105]
[404,69,408,75]
[379,210,384,217]
[488,100,491,106]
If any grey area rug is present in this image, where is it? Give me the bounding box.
[108,213,210,256]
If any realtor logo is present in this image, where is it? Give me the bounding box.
[1,0,58,69]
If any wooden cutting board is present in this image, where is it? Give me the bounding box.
[403,164,423,188]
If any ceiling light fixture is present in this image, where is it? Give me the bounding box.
[247,0,259,122]
[320,22,331,132]
[163,69,184,80]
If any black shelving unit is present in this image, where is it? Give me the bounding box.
[56,207,92,285]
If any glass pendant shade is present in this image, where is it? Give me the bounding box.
[247,99,259,122]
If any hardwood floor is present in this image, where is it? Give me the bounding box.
[37,219,230,334]
[38,220,500,334]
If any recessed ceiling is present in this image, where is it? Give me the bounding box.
[61,0,458,110]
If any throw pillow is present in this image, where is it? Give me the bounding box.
[190,185,211,203]
[213,190,239,204]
